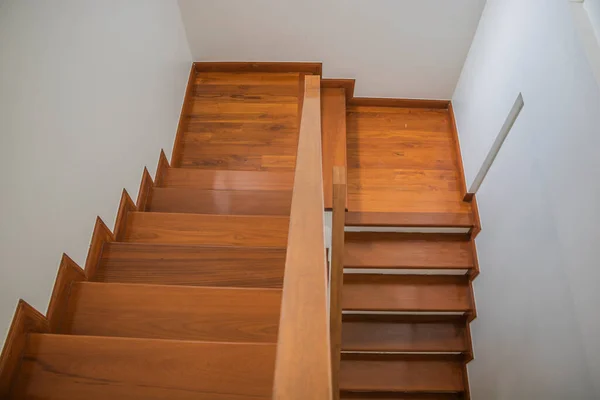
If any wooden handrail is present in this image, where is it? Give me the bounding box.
[330,166,346,400]
[273,75,332,399]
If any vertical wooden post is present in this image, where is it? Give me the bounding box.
[330,165,346,400]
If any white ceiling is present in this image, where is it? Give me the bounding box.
[178,0,486,99]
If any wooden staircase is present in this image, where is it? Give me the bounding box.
[0,62,481,400]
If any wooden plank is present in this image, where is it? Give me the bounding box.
[0,301,49,397]
[160,168,294,191]
[342,315,467,353]
[342,275,471,312]
[345,212,473,228]
[113,189,137,241]
[321,79,355,103]
[65,282,281,343]
[341,394,463,399]
[12,334,276,400]
[46,254,86,333]
[322,88,347,209]
[154,149,170,187]
[171,64,197,167]
[194,62,322,75]
[94,243,285,288]
[344,232,473,269]
[135,167,153,211]
[147,188,292,216]
[330,166,347,400]
[83,217,114,280]
[349,98,450,109]
[340,354,464,393]
[180,153,296,171]
[273,75,332,400]
[122,212,289,247]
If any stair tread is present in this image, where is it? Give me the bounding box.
[343,275,472,312]
[342,315,467,353]
[344,233,473,269]
[122,212,289,247]
[340,354,465,393]
[94,242,285,288]
[63,282,281,342]
[345,212,473,229]
[160,168,295,191]
[341,393,464,399]
[147,187,291,216]
[11,334,275,400]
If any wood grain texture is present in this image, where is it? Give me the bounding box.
[83,217,114,281]
[0,301,49,397]
[340,354,464,393]
[147,187,292,216]
[180,72,300,171]
[342,275,471,312]
[322,88,347,210]
[64,282,281,343]
[344,232,474,269]
[194,62,322,75]
[154,149,170,187]
[349,98,450,109]
[345,211,473,228]
[171,64,197,167]
[346,106,472,218]
[342,315,467,353]
[273,75,332,400]
[12,334,276,400]
[46,254,86,333]
[341,394,463,400]
[122,212,289,247]
[94,243,285,288]
[113,189,137,241]
[160,168,295,191]
[135,167,153,211]
[321,79,355,103]
[330,166,347,400]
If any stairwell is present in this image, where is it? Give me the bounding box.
[0,63,481,400]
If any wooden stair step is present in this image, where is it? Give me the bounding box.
[62,282,280,342]
[344,233,473,270]
[342,314,468,353]
[341,392,464,399]
[147,187,291,216]
[340,354,465,394]
[345,212,473,230]
[94,243,285,288]
[11,334,275,400]
[343,275,472,312]
[122,212,289,247]
[179,153,295,171]
[160,168,294,191]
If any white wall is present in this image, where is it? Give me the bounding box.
[584,0,600,40]
[0,0,191,346]
[453,0,600,398]
[177,0,486,100]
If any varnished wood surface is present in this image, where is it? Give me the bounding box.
[345,211,473,228]
[330,166,347,400]
[113,189,137,241]
[160,168,294,191]
[347,106,472,220]
[321,79,355,103]
[341,394,463,400]
[179,72,300,171]
[273,75,332,400]
[147,187,291,216]
[342,315,467,353]
[0,301,49,397]
[12,334,276,400]
[322,88,347,209]
[154,149,170,186]
[84,217,113,279]
[47,254,86,333]
[171,65,197,167]
[342,275,471,312]
[194,62,322,75]
[349,98,450,109]
[340,354,464,393]
[136,167,153,211]
[122,212,289,247]
[64,282,281,343]
[95,243,285,288]
[344,232,473,269]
